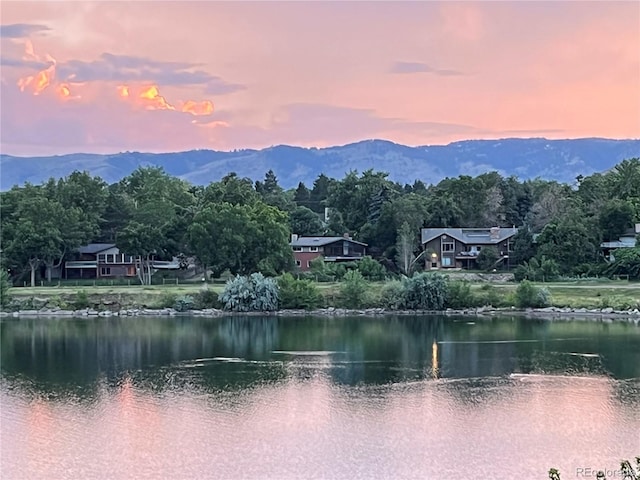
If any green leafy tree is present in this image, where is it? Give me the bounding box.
[188,201,292,277]
[356,256,387,280]
[476,246,500,270]
[604,247,640,279]
[277,273,322,309]
[289,206,324,236]
[536,218,598,272]
[599,199,635,241]
[340,270,370,308]
[511,228,536,265]
[0,270,12,309]
[401,272,448,310]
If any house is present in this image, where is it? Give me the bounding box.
[64,243,137,279]
[421,227,518,270]
[64,243,181,279]
[601,224,639,261]
[290,234,367,271]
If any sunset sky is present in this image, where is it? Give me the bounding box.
[1,1,639,156]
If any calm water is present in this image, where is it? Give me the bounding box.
[1,315,639,479]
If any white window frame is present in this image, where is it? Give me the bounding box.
[309,246,318,252]
[295,260,301,267]
[293,247,302,252]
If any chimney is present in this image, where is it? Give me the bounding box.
[490,227,500,239]
[343,232,351,240]
[291,234,298,242]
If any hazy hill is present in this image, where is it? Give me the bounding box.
[1,138,638,190]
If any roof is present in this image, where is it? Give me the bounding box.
[290,236,368,247]
[78,243,117,254]
[601,237,636,249]
[421,227,518,245]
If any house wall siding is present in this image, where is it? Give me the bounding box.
[293,252,323,271]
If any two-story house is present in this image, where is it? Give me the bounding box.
[290,234,367,271]
[64,243,181,279]
[421,227,518,270]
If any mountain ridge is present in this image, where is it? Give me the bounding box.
[1,137,639,190]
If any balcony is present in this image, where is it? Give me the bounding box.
[65,261,98,269]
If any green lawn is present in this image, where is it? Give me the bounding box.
[6,279,640,310]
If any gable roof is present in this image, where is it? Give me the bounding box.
[421,228,518,245]
[78,243,117,254]
[290,236,368,247]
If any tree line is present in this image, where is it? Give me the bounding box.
[1,158,639,286]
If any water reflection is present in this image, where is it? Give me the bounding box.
[1,315,639,479]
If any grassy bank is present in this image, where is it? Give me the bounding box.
[4,278,640,312]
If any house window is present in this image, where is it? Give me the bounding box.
[98,254,106,263]
[310,246,318,252]
[106,254,115,264]
[431,262,438,268]
[442,257,453,267]
[442,241,455,252]
[100,267,111,276]
[295,260,301,267]
[293,247,302,252]
[307,261,312,268]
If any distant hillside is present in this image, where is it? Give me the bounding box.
[1,138,638,190]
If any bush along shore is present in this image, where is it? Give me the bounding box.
[2,272,640,323]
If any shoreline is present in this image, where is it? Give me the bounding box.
[2,306,639,323]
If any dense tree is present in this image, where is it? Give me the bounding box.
[536,219,599,272]
[3,156,639,284]
[599,199,635,241]
[188,201,292,277]
[289,206,324,236]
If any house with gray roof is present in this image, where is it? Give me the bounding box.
[421,227,518,270]
[63,243,180,279]
[601,224,639,261]
[290,234,367,271]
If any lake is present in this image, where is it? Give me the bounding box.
[1,315,639,479]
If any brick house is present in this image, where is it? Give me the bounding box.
[290,234,368,271]
[421,227,518,270]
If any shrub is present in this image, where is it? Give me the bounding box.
[0,270,12,309]
[356,256,387,281]
[340,270,370,308]
[193,289,222,309]
[173,295,195,312]
[73,290,91,309]
[401,272,448,310]
[476,246,500,271]
[278,273,322,310]
[221,273,279,312]
[379,280,405,310]
[515,280,551,308]
[446,281,476,309]
[155,292,178,309]
[475,284,506,307]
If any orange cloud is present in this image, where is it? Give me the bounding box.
[17,41,56,95]
[181,100,214,116]
[117,84,214,116]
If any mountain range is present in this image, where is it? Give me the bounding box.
[1,138,639,190]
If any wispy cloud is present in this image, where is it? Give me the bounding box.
[0,23,51,38]
[56,53,246,94]
[389,61,465,76]
[0,56,53,70]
